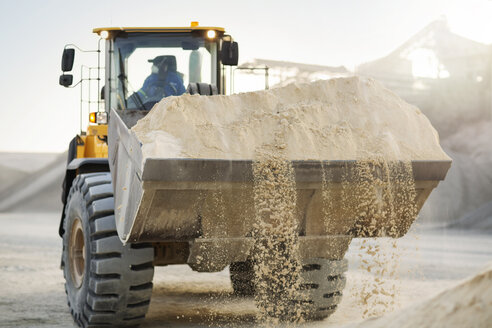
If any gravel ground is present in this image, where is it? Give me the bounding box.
[1,212,491,328]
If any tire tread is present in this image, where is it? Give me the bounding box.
[63,173,154,328]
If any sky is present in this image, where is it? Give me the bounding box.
[0,0,491,153]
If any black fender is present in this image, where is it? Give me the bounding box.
[59,157,110,237]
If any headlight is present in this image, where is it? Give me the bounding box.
[97,112,108,124]
[100,30,110,39]
[206,30,216,39]
[89,112,108,124]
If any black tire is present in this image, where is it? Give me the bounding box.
[186,82,199,95]
[296,258,347,321]
[230,261,255,296]
[187,82,218,96]
[233,257,347,321]
[62,173,155,327]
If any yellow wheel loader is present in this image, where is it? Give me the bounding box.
[58,24,450,327]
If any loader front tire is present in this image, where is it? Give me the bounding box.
[62,173,154,328]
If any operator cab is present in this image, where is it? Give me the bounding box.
[59,23,239,114]
[106,28,222,110]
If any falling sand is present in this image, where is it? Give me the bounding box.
[252,154,303,324]
[250,124,304,324]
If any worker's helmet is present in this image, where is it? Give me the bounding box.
[148,55,177,72]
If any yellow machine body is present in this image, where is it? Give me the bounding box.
[76,124,108,159]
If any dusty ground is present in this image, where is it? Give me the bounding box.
[0,212,491,328]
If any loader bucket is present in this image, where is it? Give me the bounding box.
[109,109,450,242]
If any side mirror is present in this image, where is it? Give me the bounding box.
[59,74,73,87]
[221,41,239,66]
[100,85,105,100]
[61,48,75,72]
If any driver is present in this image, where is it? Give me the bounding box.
[137,55,186,101]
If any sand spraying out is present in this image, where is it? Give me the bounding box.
[349,160,417,317]
[318,159,417,318]
[252,153,304,324]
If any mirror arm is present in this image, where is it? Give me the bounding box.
[63,78,82,89]
[64,43,99,54]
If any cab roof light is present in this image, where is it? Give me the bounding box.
[206,30,216,39]
[191,21,199,27]
[99,30,110,39]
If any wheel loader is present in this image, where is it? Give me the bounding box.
[58,23,451,327]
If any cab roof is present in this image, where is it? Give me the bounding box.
[93,26,225,35]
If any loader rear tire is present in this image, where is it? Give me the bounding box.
[238,257,348,321]
[230,260,255,296]
[62,173,154,328]
[296,258,348,321]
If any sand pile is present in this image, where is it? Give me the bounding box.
[132,77,449,162]
[348,265,492,328]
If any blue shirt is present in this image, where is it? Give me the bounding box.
[138,72,186,100]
